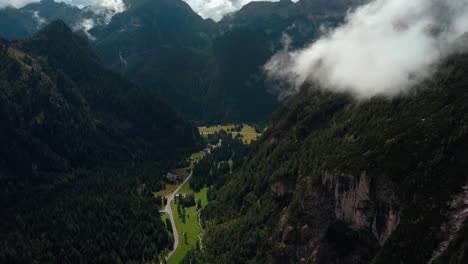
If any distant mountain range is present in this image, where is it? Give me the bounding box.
[0,0,365,123]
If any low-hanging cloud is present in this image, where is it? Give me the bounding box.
[73,0,126,40]
[265,0,468,100]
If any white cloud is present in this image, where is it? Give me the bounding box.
[183,0,298,22]
[73,0,125,39]
[265,0,468,100]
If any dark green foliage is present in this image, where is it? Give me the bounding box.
[0,22,199,263]
[91,0,220,122]
[0,21,199,178]
[166,218,173,233]
[0,163,169,264]
[179,193,196,207]
[196,53,468,263]
[190,132,249,192]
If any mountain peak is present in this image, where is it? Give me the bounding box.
[40,19,70,32]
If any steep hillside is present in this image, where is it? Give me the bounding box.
[91,0,363,123]
[193,53,468,263]
[0,21,199,263]
[1,20,198,176]
[91,0,218,122]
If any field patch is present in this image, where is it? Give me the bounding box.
[198,124,261,144]
[166,181,208,264]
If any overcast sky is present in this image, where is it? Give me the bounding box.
[0,0,293,21]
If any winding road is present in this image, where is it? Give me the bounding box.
[164,170,193,260]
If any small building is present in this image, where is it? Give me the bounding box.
[166,172,180,182]
[175,193,185,202]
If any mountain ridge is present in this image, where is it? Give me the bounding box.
[0,0,364,123]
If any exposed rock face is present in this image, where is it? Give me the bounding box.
[430,180,468,263]
[275,170,400,264]
[322,171,400,245]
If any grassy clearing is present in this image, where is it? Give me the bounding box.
[166,182,209,263]
[198,124,261,144]
[178,180,193,194]
[194,187,208,208]
[167,202,199,264]
[190,151,206,167]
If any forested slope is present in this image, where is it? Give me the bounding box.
[0,21,199,263]
[193,53,468,263]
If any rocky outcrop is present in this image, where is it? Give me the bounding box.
[430,180,468,263]
[322,170,400,245]
[275,170,400,264]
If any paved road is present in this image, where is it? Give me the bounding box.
[165,170,193,260]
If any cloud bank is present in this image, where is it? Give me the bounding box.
[265,0,468,100]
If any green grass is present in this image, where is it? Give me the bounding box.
[190,151,205,160]
[178,181,193,194]
[195,187,209,208]
[161,213,169,224]
[166,182,209,263]
[190,151,207,168]
[167,202,200,264]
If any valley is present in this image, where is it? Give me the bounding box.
[1,1,468,264]
[156,125,259,263]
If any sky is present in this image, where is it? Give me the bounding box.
[265,0,468,100]
[0,0,290,21]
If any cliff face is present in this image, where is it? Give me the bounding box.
[200,53,468,264]
[322,171,400,245]
[274,170,400,264]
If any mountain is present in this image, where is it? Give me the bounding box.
[0,0,365,124]
[0,0,82,39]
[191,53,468,263]
[1,20,198,175]
[91,0,364,123]
[0,21,199,263]
[91,0,218,122]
